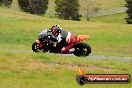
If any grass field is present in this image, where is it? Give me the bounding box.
[90,13,127,23]
[0,7,132,88]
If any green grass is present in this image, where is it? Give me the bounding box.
[90,13,127,23]
[0,50,132,88]
[0,7,132,88]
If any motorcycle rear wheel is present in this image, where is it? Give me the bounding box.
[73,42,91,57]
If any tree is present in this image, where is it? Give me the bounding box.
[0,0,4,6]
[18,0,48,15]
[125,0,132,24]
[55,0,80,21]
[0,0,12,8]
[82,0,99,21]
[83,0,93,21]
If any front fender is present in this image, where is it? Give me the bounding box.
[36,40,43,48]
[36,40,41,44]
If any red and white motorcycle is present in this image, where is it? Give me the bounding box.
[32,30,91,56]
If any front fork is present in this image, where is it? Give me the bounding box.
[36,40,43,48]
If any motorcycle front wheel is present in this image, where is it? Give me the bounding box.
[32,42,41,52]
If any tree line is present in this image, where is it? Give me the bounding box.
[0,0,132,23]
[0,0,12,8]
[17,0,80,20]
[125,0,132,24]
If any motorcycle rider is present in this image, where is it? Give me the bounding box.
[50,25,76,53]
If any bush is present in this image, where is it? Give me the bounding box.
[18,0,48,15]
[55,0,80,21]
[0,0,12,8]
[125,0,132,24]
